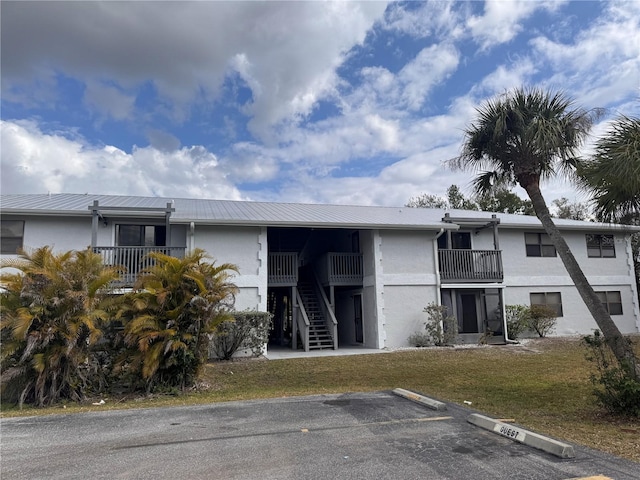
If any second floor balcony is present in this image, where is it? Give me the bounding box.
[438,249,503,283]
[93,246,187,287]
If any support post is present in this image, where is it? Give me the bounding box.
[90,200,99,249]
[165,202,172,253]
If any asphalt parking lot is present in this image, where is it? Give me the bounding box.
[1,391,638,479]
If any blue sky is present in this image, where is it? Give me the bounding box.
[1,1,639,207]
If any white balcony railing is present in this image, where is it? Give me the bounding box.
[93,246,186,286]
[268,252,299,286]
[438,249,503,283]
[316,252,363,286]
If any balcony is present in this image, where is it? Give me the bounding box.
[316,252,363,286]
[438,249,503,283]
[268,252,299,286]
[93,246,187,287]
[267,252,363,287]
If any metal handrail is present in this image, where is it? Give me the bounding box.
[294,289,310,352]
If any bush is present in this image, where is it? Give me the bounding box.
[118,249,238,392]
[583,330,640,417]
[527,305,557,337]
[505,305,530,340]
[423,302,458,346]
[210,310,274,360]
[407,332,433,347]
[0,247,120,407]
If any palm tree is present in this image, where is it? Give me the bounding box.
[0,247,119,407]
[577,115,640,223]
[451,87,639,380]
[578,116,640,322]
[118,249,238,392]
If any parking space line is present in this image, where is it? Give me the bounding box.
[562,476,613,480]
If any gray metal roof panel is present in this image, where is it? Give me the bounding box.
[1,193,638,232]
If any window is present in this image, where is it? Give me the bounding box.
[116,225,166,246]
[586,234,615,258]
[596,291,623,315]
[1,220,24,254]
[438,231,471,249]
[530,292,563,317]
[525,233,556,257]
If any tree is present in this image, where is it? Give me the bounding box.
[118,249,238,392]
[577,116,640,223]
[578,115,640,311]
[552,197,591,220]
[406,193,448,208]
[406,185,479,210]
[476,187,535,215]
[451,86,639,380]
[446,185,479,210]
[0,247,119,407]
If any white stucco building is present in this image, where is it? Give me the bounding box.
[2,193,638,352]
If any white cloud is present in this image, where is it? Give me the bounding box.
[472,59,537,97]
[1,1,388,137]
[530,1,640,110]
[0,120,243,200]
[467,0,565,50]
[382,1,466,41]
[2,1,636,211]
[398,44,460,110]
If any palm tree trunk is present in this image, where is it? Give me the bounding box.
[524,181,640,381]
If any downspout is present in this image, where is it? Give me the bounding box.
[503,290,518,344]
[189,222,195,254]
[491,215,516,344]
[433,228,445,305]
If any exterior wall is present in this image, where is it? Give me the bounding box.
[360,230,383,348]
[3,210,638,346]
[193,225,266,312]
[500,228,640,335]
[378,230,440,348]
[3,213,190,255]
[11,215,92,254]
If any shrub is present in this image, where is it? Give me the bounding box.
[423,302,458,346]
[118,249,238,392]
[527,305,557,337]
[407,332,433,347]
[0,247,120,407]
[505,305,530,340]
[583,330,640,417]
[210,310,273,360]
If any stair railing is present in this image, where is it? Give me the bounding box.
[294,289,310,352]
[313,271,338,350]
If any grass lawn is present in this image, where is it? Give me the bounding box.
[2,337,639,462]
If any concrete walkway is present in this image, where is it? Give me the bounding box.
[264,345,389,360]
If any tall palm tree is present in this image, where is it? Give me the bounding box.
[118,249,238,392]
[0,247,119,407]
[451,87,639,380]
[577,115,640,223]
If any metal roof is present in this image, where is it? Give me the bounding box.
[1,193,637,232]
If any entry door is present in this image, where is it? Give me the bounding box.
[459,292,480,333]
[354,294,363,343]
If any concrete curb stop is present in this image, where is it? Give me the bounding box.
[467,413,576,459]
[392,388,447,411]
